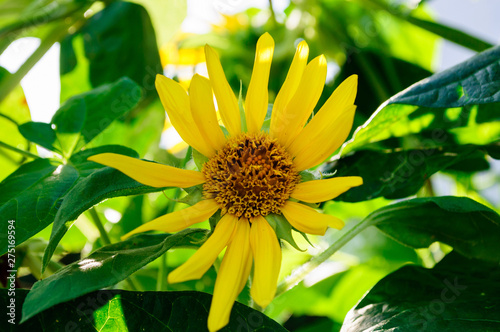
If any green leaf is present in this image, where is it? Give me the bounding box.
[82,1,162,96]
[364,196,500,263]
[51,97,86,156]
[0,145,163,259]
[0,159,78,254]
[266,213,305,251]
[325,145,491,202]
[343,45,500,155]
[4,288,286,331]
[17,122,59,153]
[41,145,162,271]
[342,252,500,331]
[18,78,142,155]
[22,229,209,322]
[75,77,142,149]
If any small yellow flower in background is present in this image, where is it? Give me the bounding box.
[88,32,362,331]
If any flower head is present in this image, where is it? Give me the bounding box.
[88,32,362,331]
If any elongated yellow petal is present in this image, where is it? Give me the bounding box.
[249,215,281,308]
[245,33,274,133]
[208,220,252,332]
[281,201,344,235]
[292,105,356,171]
[205,44,241,136]
[122,200,219,239]
[291,176,363,203]
[189,74,227,151]
[88,153,205,188]
[289,75,357,158]
[156,75,215,157]
[276,55,327,148]
[168,214,237,283]
[270,40,309,138]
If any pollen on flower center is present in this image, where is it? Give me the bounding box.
[202,133,300,219]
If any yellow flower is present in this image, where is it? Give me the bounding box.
[88,32,362,331]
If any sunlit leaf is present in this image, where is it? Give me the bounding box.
[343,45,500,155]
[22,229,208,322]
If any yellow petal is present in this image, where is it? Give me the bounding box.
[281,201,344,235]
[292,105,356,171]
[270,40,309,138]
[189,74,227,151]
[249,215,281,308]
[156,75,215,157]
[205,44,241,136]
[290,176,363,203]
[87,153,205,188]
[245,32,274,133]
[122,199,219,239]
[275,55,327,148]
[289,75,357,158]
[208,220,252,332]
[168,213,237,283]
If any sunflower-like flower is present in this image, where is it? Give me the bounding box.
[89,32,362,331]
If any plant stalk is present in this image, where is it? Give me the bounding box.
[276,217,376,296]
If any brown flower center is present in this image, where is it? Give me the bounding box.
[202,133,300,219]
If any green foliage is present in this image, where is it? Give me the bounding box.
[0,0,498,331]
[342,252,500,331]
[23,229,209,321]
[366,197,500,263]
[3,288,286,331]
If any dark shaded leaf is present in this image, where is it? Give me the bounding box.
[82,1,162,96]
[23,229,209,322]
[365,196,500,263]
[2,288,286,331]
[325,145,490,202]
[342,253,500,331]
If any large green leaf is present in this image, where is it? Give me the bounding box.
[2,288,286,331]
[0,67,33,181]
[324,145,491,202]
[0,145,160,258]
[364,196,500,263]
[342,45,500,155]
[22,229,208,322]
[342,252,500,331]
[81,1,162,96]
[18,78,142,156]
[41,145,166,271]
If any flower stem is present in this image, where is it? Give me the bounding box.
[88,207,111,246]
[156,252,168,291]
[276,216,376,296]
[0,141,39,160]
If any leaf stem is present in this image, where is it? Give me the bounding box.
[0,22,69,104]
[156,252,168,291]
[0,140,39,159]
[88,207,111,246]
[362,0,493,52]
[276,217,376,296]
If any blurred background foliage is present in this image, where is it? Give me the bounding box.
[0,0,499,330]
